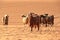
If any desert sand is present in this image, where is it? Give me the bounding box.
[0,1,60,40]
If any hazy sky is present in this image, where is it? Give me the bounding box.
[0,0,60,2]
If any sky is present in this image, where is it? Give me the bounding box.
[0,0,60,2]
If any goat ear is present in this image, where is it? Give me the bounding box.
[22,15,25,17]
[21,15,24,17]
[21,15,23,17]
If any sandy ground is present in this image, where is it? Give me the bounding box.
[0,25,60,40]
[0,1,60,40]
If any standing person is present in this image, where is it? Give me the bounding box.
[2,14,9,25]
[5,15,9,25]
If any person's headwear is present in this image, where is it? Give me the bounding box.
[4,14,8,17]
